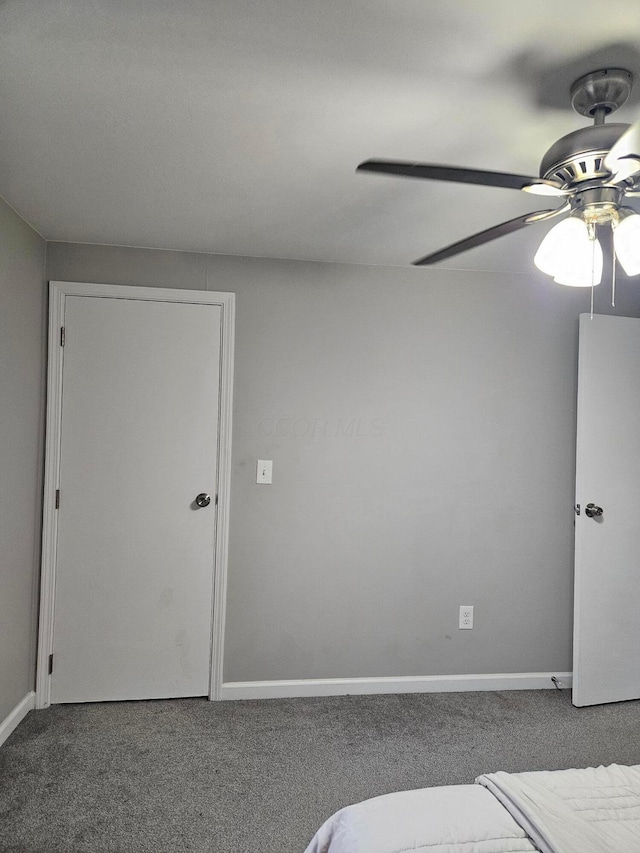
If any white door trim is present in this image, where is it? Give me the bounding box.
[36,281,235,708]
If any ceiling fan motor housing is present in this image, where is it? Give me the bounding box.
[539,123,629,188]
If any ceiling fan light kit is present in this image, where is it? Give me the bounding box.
[357,67,640,299]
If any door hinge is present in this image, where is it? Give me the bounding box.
[215,494,218,506]
[60,326,65,347]
[55,489,60,509]
[48,654,54,675]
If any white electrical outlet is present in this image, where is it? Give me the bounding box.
[459,605,474,630]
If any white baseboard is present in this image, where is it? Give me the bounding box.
[220,672,573,701]
[0,691,35,747]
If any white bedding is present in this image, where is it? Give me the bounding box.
[304,784,538,853]
[305,764,640,853]
[478,764,640,853]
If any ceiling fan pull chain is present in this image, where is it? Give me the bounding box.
[611,228,617,308]
[590,228,595,319]
[589,223,596,319]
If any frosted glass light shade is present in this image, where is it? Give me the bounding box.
[553,236,603,287]
[614,213,640,276]
[534,217,602,286]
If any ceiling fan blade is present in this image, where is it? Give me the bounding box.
[412,208,564,266]
[604,120,640,181]
[357,160,566,196]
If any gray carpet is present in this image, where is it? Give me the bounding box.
[1,689,640,852]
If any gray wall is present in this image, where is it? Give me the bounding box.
[0,199,45,720]
[46,242,640,683]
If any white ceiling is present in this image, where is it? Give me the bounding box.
[2,0,640,270]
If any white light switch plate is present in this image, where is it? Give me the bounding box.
[257,460,273,484]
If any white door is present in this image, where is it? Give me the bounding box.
[573,313,640,707]
[51,294,221,703]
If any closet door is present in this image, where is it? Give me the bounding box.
[573,313,640,707]
[51,294,221,703]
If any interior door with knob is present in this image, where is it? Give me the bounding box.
[50,293,221,703]
[573,313,640,706]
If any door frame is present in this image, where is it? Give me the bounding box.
[36,281,235,708]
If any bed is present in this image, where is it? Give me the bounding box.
[304,763,640,852]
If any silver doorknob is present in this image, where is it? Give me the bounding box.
[585,503,603,518]
[195,493,211,508]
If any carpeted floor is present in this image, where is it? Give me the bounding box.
[2,689,640,852]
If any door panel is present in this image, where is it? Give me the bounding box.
[573,313,640,707]
[51,295,221,703]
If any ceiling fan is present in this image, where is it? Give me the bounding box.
[357,68,640,286]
